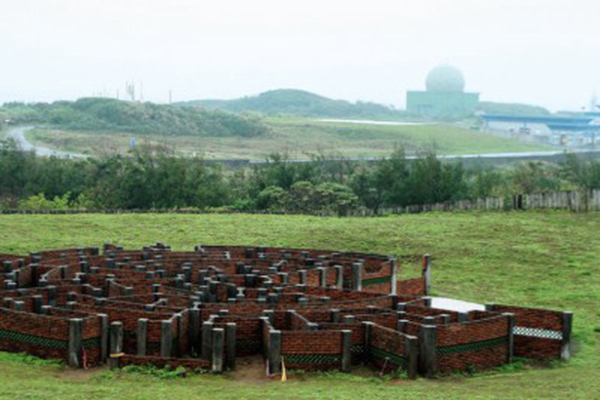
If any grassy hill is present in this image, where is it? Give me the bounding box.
[0,98,268,137]
[0,211,598,398]
[23,117,554,159]
[176,89,407,120]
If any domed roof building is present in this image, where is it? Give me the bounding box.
[407,65,479,118]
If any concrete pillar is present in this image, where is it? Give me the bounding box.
[47,286,57,306]
[419,325,437,378]
[202,321,214,360]
[160,320,173,358]
[189,308,201,356]
[98,314,109,363]
[351,263,362,291]
[137,319,148,356]
[405,335,419,380]
[317,267,327,288]
[503,313,515,363]
[41,305,52,315]
[212,328,224,373]
[298,270,307,285]
[342,315,356,324]
[13,301,25,311]
[68,318,83,368]
[362,322,374,362]
[341,330,352,372]
[268,330,282,375]
[334,265,344,289]
[225,323,236,370]
[330,309,340,323]
[422,254,432,295]
[389,258,397,295]
[397,319,408,333]
[109,322,123,370]
[561,312,573,361]
[457,312,469,323]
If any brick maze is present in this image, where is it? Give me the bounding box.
[0,244,573,378]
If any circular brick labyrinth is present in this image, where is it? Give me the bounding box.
[0,244,572,378]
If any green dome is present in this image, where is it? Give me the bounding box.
[426,65,466,92]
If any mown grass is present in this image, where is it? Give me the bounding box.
[0,211,598,399]
[25,117,552,160]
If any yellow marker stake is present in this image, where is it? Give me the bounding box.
[281,357,287,382]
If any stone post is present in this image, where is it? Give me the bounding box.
[334,265,344,289]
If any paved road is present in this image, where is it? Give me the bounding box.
[5,126,86,158]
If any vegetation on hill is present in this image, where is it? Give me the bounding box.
[478,101,551,116]
[0,98,268,137]
[176,89,407,120]
[0,211,598,398]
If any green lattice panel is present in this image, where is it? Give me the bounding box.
[362,276,391,287]
[370,346,407,369]
[351,344,365,356]
[0,329,68,349]
[283,353,341,365]
[436,336,508,356]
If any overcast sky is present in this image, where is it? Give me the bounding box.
[1,0,598,111]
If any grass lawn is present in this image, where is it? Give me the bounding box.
[25,117,553,160]
[0,211,598,399]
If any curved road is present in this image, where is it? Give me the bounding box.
[5,126,86,158]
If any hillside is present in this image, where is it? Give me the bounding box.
[0,98,268,137]
[176,89,407,120]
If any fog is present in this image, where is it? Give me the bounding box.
[1,0,598,111]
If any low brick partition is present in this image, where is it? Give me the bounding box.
[0,244,572,378]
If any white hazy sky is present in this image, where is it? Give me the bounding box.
[1,0,599,111]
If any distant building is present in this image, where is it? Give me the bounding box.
[407,65,480,118]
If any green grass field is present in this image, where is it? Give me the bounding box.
[25,117,553,160]
[0,212,598,399]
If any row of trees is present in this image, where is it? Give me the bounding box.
[1,138,599,215]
